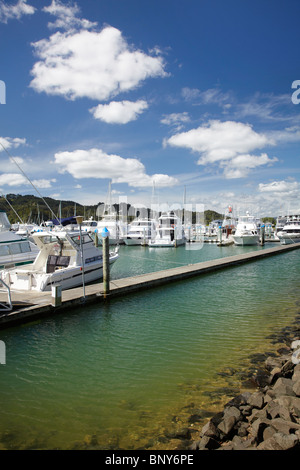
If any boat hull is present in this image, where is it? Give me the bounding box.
[278,236,300,245]
[124,237,148,246]
[233,235,259,246]
[148,238,186,247]
[2,254,119,292]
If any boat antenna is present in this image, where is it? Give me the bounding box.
[0,141,62,226]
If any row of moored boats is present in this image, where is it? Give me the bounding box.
[0,208,299,297]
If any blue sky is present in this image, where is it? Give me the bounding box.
[0,0,300,217]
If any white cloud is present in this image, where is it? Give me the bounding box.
[160,112,190,131]
[0,0,35,23]
[164,120,276,178]
[181,87,232,108]
[0,172,56,189]
[0,136,26,151]
[54,148,178,188]
[223,153,278,179]
[258,180,299,194]
[0,173,27,186]
[42,0,96,31]
[30,26,167,101]
[90,100,148,124]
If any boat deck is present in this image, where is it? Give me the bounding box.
[1,242,300,329]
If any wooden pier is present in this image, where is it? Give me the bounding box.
[0,242,300,329]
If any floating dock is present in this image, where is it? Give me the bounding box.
[0,243,300,329]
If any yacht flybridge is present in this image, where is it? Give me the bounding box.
[0,229,119,292]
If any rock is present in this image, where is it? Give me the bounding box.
[280,360,294,377]
[273,396,300,421]
[293,364,300,381]
[189,337,300,451]
[269,367,281,385]
[265,356,288,371]
[292,378,300,397]
[198,435,220,450]
[218,415,236,438]
[223,406,242,422]
[200,420,220,440]
[265,399,291,421]
[249,418,271,443]
[257,432,299,450]
[247,391,264,409]
[272,377,295,397]
[271,417,300,435]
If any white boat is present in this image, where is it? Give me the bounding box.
[277,215,300,245]
[148,211,186,247]
[124,218,156,245]
[233,212,259,246]
[0,229,119,292]
[96,214,126,246]
[0,210,39,269]
[81,218,98,233]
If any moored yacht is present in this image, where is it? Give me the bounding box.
[0,229,119,292]
[277,215,300,245]
[0,210,39,269]
[148,211,186,247]
[233,212,259,246]
[124,218,156,245]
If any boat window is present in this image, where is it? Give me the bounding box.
[71,234,93,245]
[20,241,31,253]
[9,243,22,254]
[39,235,60,244]
[85,255,102,263]
[0,245,9,255]
[46,255,70,273]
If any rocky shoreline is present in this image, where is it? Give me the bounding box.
[188,332,300,450]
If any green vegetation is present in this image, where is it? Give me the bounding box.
[1,194,275,227]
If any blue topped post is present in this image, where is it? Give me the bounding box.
[102,227,110,297]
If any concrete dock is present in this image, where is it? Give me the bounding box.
[0,242,299,329]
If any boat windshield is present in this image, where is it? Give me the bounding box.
[70,233,93,245]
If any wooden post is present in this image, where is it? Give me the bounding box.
[94,229,98,246]
[102,228,110,297]
[51,284,62,307]
[260,225,265,246]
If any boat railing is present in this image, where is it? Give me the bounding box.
[0,278,12,313]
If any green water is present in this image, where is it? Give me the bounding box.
[0,243,299,450]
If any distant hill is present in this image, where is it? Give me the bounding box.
[0,193,223,225]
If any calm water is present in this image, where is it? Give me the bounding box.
[0,242,299,450]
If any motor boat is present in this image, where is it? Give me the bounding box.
[148,211,186,247]
[124,218,156,245]
[233,212,259,246]
[277,215,300,244]
[0,210,39,269]
[0,229,119,292]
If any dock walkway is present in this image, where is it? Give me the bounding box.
[0,243,299,329]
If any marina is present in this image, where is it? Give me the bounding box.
[0,240,299,450]
[0,241,299,328]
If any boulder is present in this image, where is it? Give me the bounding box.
[256,432,299,450]
[272,377,295,397]
[247,391,264,409]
